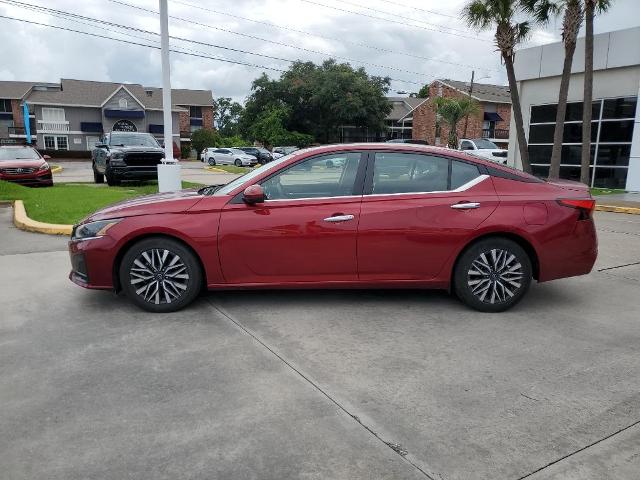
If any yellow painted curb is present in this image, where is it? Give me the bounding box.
[12,200,72,235]
[595,204,640,215]
[204,166,228,173]
[50,165,63,174]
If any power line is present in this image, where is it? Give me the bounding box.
[0,13,426,87]
[316,0,473,35]
[296,0,490,42]
[107,0,441,80]
[375,0,460,20]
[166,0,499,72]
[2,0,434,84]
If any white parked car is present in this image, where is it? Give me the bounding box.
[459,139,508,164]
[202,148,258,167]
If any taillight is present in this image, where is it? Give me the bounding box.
[557,198,595,219]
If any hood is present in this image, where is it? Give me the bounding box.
[0,159,46,169]
[109,145,163,153]
[82,188,204,223]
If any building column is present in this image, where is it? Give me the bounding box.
[626,80,640,192]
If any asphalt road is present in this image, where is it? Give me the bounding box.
[1,206,639,480]
[52,159,238,186]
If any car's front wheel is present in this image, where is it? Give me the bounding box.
[93,162,104,184]
[119,237,203,313]
[453,237,532,312]
[208,157,216,166]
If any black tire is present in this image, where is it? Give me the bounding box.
[105,168,120,186]
[119,237,203,313]
[208,157,216,166]
[234,159,242,167]
[453,237,532,313]
[93,163,104,184]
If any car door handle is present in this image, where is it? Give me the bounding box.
[323,214,355,223]
[451,202,480,210]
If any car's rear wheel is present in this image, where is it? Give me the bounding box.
[453,238,532,312]
[119,237,202,313]
[234,159,242,167]
[208,157,216,166]
[93,163,104,184]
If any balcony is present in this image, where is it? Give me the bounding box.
[38,120,70,133]
[482,128,509,140]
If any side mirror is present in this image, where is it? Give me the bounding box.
[243,184,265,204]
[43,154,51,160]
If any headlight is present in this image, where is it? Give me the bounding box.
[72,218,122,240]
[38,162,50,171]
[110,152,124,160]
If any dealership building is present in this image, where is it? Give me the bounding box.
[508,26,640,191]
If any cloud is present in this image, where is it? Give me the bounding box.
[0,0,637,102]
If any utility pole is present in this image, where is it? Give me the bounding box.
[462,70,475,139]
[157,0,181,192]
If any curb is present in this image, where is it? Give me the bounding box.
[595,204,640,215]
[12,200,72,235]
[50,165,63,174]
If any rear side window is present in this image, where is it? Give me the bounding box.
[451,160,481,189]
[371,153,481,194]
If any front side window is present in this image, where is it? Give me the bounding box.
[460,141,474,150]
[261,152,361,200]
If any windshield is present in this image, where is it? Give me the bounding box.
[472,139,498,149]
[110,134,159,147]
[0,147,41,161]
[213,151,303,196]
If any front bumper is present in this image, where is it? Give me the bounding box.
[0,171,53,187]
[68,236,117,290]
[108,166,159,180]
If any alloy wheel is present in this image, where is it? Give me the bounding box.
[129,248,189,305]
[467,248,524,304]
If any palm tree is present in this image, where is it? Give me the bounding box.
[434,97,481,149]
[523,0,584,180]
[580,0,611,185]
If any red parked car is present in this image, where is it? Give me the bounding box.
[69,144,597,313]
[0,145,53,187]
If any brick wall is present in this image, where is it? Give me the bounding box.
[178,111,190,132]
[201,105,214,129]
[11,99,23,127]
[412,81,509,146]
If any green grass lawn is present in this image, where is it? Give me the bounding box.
[590,188,626,196]
[0,180,203,225]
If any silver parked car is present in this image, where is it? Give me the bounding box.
[204,148,258,167]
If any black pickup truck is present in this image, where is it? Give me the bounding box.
[92,132,165,186]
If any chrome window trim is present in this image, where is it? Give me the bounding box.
[365,174,489,198]
[264,194,363,203]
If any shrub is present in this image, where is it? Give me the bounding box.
[180,144,192,159]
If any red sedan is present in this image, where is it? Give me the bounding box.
[68,144,597,313]
[0,145,53,187]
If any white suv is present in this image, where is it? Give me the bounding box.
[459,139,508,164]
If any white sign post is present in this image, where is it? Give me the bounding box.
[157,0,181,192]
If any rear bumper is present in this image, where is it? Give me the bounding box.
[538,218,598,282]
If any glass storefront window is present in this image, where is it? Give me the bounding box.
[528,96,636,187]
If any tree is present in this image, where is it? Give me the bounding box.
[240,60,392,144]
[434,97,481,148]
[417,84,430,98]
[250,105,313,148]
[463,0,532,174]
[523,0,584,179]
[213,97,244,137]
[580,0,611,185]
[190,128,220,156]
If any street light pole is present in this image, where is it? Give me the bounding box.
[157,0,181,192]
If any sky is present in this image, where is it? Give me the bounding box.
[0,0,638,103]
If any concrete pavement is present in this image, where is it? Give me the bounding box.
[52,159,238,186]
[1,210,639,479]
